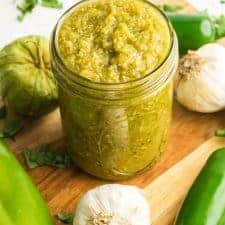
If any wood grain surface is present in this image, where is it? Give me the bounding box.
[2,0,225,224]
[5,99,225,225]
[145,137,225,225]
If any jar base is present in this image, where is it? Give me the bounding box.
[71,151,164,181]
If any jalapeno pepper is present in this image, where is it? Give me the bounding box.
[175,148,225,225]
[0,139,53,225]
[168,14,216,53]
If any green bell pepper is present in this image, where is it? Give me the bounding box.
[0,139,54,225]
[175,148,225,225]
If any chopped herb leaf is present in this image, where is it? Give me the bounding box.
[0,118,23,138]
[56,213,74,224]
[16,0,63,21]
[0,131,4,138]
[159,4,183,12]
[215,129,225,137]
[220,0,225,4]
[17,0,38,21]
[215,15,225,39]
[0,106,7,119]
[41,0,63,8]
[24,144,73,169]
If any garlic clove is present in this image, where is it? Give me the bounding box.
[73,184,151,225]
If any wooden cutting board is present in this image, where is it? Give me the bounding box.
[145,137,225,225]
[2,0,225,224]
[4,100,225,225]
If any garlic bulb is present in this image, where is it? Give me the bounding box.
[176,43,225,113]
[73,184,150,225]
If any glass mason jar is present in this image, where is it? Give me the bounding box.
[51,1,178,180]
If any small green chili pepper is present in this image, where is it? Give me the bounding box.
[175,148,225,225]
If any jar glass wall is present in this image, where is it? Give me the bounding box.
[51,0,178,180]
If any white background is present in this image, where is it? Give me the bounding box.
[0,0,225,49]
[0,0,78,48]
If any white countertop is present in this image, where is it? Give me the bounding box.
[0,0,77,48]
[187,0,225,17]
[0,0,224,49]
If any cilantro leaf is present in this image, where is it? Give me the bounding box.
[215,129,225,137]
[159,4,183,12]
[56,213,74,224]
[41,0,63,9]
[215,15,225,39]
[1,118,23,138]
[0,131,4,138]
[0,106,7,119]
[16,0,63,21]
[24,144,73,169]
[17,0,38,21]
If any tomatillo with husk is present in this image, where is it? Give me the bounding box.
[0,35,58,117]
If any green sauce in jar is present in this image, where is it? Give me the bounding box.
[58,0,171,83]
[52,0,178,180]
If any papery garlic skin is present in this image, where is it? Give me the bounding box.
[73,184,150,225]
[176,43,225,113]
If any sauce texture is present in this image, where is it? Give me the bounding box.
[58,0,171,83]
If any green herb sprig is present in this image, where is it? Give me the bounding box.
[159,4,183,13]
[0,117,23,139]
[215,15,225,39]
[24,144,73,169]
[215,129,225,137]
[41,0,63,8]
[56,213,74,224]
[17,0,38,21]
[16,0,63,21]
